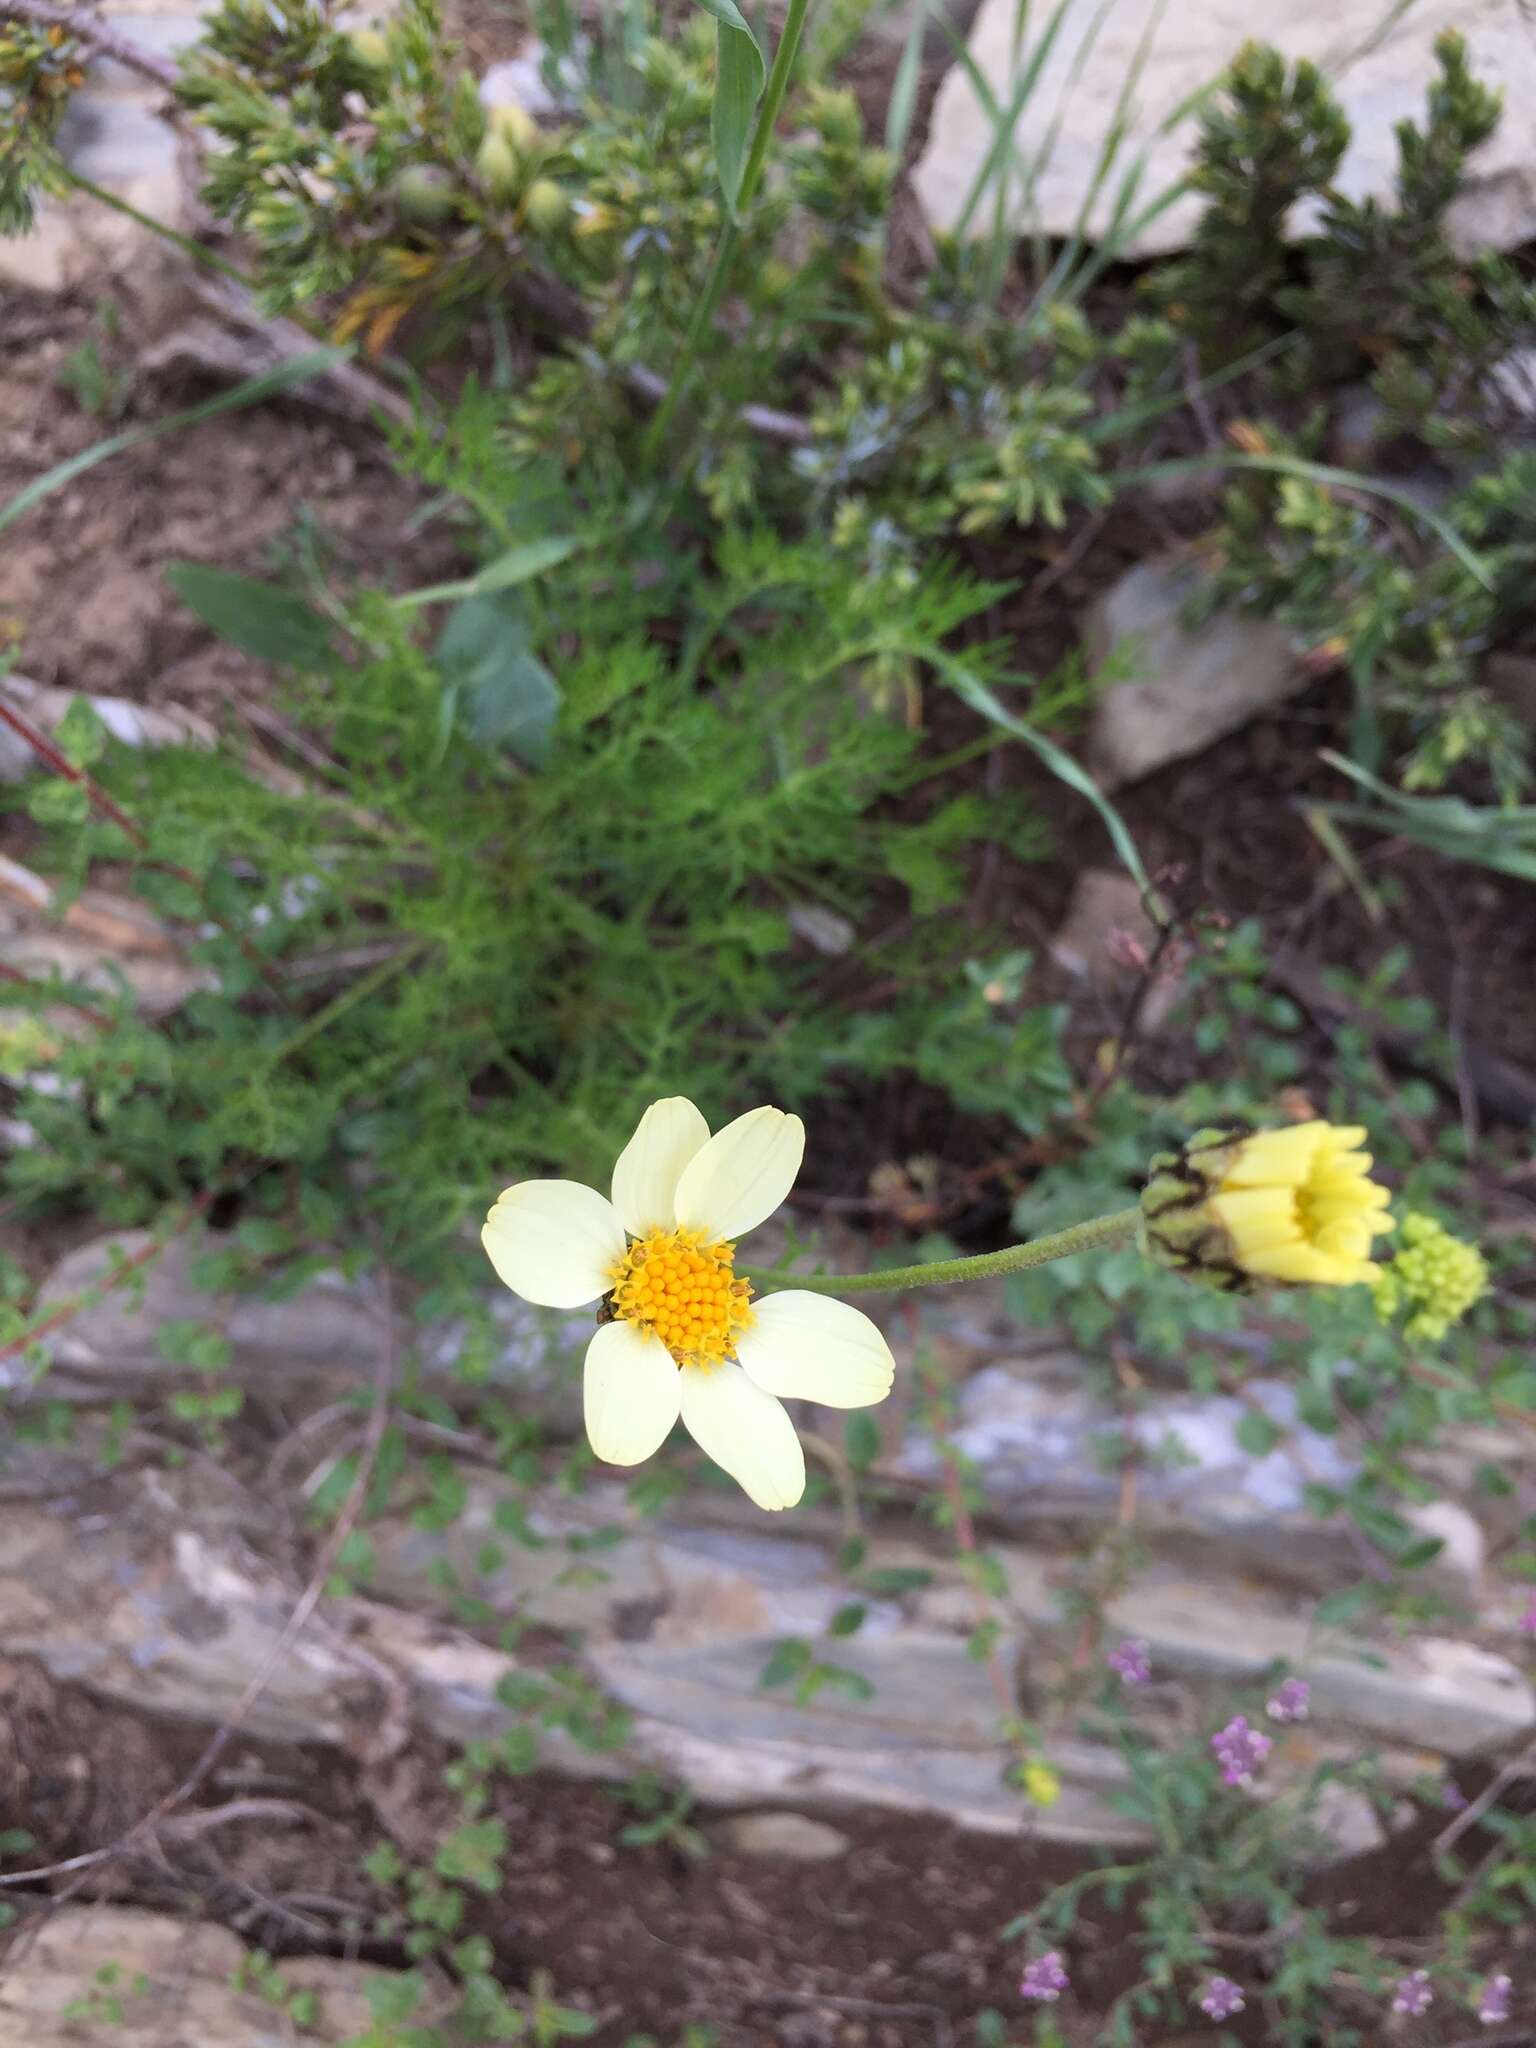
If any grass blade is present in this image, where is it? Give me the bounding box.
[933,652,1152,897]
[1124,452,1496,588]
[0,349,350,538]
[885,0,930,159]
[392,535,580,610]
[951,0,1078,239]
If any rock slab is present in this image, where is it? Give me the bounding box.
[1084,558,1302,788]
[0,1905,393,2046]
[915,0,1536,256]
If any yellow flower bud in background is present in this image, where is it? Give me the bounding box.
[522,178,569,234]
[488,100,539,156]
[1021,1760,1061,1808]
[1373,1212,1488,1342]
[476,129,520,204]
[1141,1120,1393,1292]
[346,27,389,69]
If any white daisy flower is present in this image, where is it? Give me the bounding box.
[482,1097,895,1510]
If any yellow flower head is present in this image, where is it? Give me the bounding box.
[1373,1211,1488,1343]
[1141,1120,1393,1291]
[482,1099,895,1511]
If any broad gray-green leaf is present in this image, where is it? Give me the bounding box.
[436,596,559,768]
[694,0,764,214]
[165,563,333,668]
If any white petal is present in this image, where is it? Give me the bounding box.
[735,1292,895,1410]
[680,1362,805,1511]
[672,1105,805,1243]
[583,1319,681,1466]
[481,1180,625,1308]
[610,1096,711,1236]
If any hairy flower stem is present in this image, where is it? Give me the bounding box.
[645,0,814,453]
[746,1206,1143,1297]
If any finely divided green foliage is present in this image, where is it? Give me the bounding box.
[4,482,1051,1297]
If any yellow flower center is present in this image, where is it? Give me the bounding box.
[607,1227,755,1371]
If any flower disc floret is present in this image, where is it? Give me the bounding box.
[608,1226,754,1369]
[1142,1120,1393,1291]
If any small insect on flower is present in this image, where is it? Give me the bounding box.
[1211,1715,1272,1788]
[483,1099,895,1511]
[1198,1976,1246,2021]
[1266,1677,1311,1723]
[1019,1952,1070,2003]
[1108,1638,1151,1686]
[1141,1121,1393,1291]
[1478,1973,1512,2025]
[1392,1970,1432,2017]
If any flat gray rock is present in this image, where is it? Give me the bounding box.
[1084,559,1302,789]
[0,1458,1521,1871]
[27,1226,586,1425]
[0,1906,396,2047]
[715,1811,853,1860]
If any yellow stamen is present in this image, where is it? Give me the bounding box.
[607,1227,754,1371]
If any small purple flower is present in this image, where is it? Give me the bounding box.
[1478,1972,1512,2025]
[1518,1599,1536,1637]
[1019,1951,1069,2003]
[1198,1975,1246,2021]
[1266,1677,1310,1724]
[1391,1970,1432,2017]
[1108,1638,1151,1686]
[1211,1715,1272,1788]
[1441,1779,1468,1812]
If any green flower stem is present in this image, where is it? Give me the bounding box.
[644,0,814,454]
[745,1206,1143,1298]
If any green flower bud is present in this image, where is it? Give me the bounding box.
[391,164,458,225]
[487,100,539,155]
[1373,1211,1488,1343]
[476,129,520,204]
[521,177,569,234]
[347,27,389,69]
